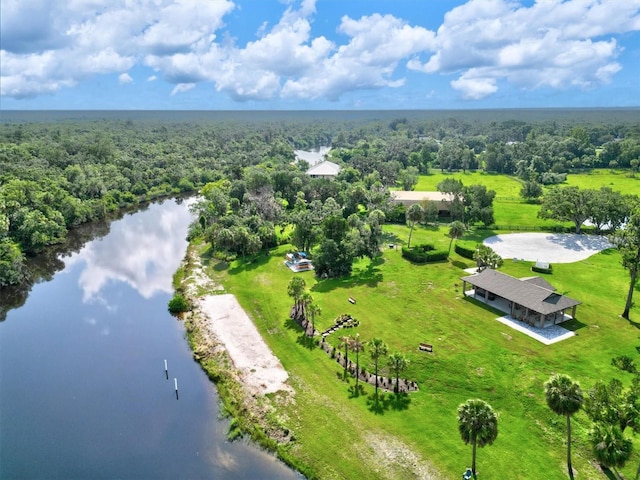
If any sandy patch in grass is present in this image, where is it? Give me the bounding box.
[483,233,613,263]
[200,294,292,397]
[365,433,442,479]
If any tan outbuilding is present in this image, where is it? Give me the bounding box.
[390,191,453,212]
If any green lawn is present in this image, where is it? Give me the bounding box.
[413,172,571,229]
[564,169,640,192]
[199,222,640,479]
[414,171,523,198]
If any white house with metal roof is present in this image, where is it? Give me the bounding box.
[306,160,341,180]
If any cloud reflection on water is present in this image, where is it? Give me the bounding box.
[65,199,194,303]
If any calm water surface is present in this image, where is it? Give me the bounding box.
[0,198,299,479]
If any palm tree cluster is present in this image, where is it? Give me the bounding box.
[287,276,320,336]
[544,371,640,479]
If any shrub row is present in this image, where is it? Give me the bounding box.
[454,241,477,260]
[402,243,449,263]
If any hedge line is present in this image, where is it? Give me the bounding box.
[402,243,449,263]
[454,241,477,260]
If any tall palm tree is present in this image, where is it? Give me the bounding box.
[349,334,365,390]
[338,335,353,379]
[307,302,321,338]
[590,422,632,478]
[287,276,306,308]
[387,352,409,394]
[368,338,388,397]
[287,276,306,321]
[300,291,313,333]
[545,373,584,479]
[457,398,499,479]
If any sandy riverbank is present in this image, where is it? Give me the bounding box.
[199,294,292,396]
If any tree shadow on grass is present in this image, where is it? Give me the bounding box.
[598,465,617,480]
[451,260,472,270]
[381,231,403,246]
[311,260,384,293]
[625,316,640,330]
[381,392,411,411]
[212,260,230,271]
[228,253,271,274]
[284,317,317,350]
[347,383,366,399]
[284,316,300,332]
[366,392,388,415]
[296,334,317,351]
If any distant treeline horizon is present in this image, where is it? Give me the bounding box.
[1,107,639,125]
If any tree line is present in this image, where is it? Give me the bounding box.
[2,111,639,287]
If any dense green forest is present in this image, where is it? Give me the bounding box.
[1,109,639,289]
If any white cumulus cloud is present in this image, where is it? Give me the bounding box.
[1,0,639,103]
[118,72,133,85]
[170,83,196,96]
[408,0,640,99]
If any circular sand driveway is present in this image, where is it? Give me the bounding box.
[483,233,614,263]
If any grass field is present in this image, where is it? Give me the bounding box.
[198,221,639,479]
[414,169,640,230]
[186,170,640,479]
[414,171,524,198]
[414,172,569,230]
[564,169,640,192]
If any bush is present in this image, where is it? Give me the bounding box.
[386,203,406,224]
[168,294,190,314]
[611,355,637,373]
[531,263,553,274]
[402,243,448,263]
[540,172,567,185]
[454,241,477,260]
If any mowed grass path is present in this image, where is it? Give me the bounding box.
[203,222,640,479]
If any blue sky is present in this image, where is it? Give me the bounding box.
[1,0,639,110]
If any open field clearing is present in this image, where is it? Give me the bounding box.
[198,220,638,479]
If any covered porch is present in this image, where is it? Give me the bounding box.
[464,286,575,327]
[460,269,580,330]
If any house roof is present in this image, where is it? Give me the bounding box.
[460,269,580,315]
[306,160,341,176]
[389,191,453,202]
[521,276,556,291]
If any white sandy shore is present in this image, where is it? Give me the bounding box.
[200,294,291,396]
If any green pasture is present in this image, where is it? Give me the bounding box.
[200,222,639,480]
[414,171,523,198]
[414,169,640,197]
[564,168,640,193]
[414,172,571,229]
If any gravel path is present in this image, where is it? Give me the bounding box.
[483,232,613,263]
[496,315,575,345]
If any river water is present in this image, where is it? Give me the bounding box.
[0,198,299,479]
